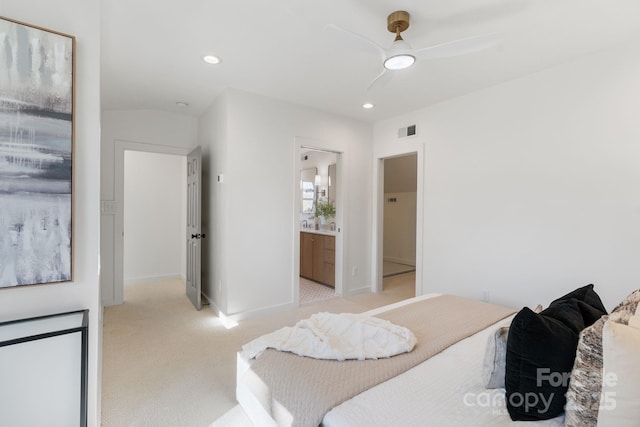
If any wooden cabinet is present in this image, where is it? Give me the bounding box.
[323,235,335,287]
[300,232,314,279]
[300,232,335,288]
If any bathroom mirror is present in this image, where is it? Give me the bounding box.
[301,167,317,214]
[328,163,336,206]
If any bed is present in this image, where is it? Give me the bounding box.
[221,286,640,427]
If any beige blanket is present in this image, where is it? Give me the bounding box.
[244,295,515,427]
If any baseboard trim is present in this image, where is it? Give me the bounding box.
[203,293,219,314]
[208,299,299,323]
[383,257,416,267]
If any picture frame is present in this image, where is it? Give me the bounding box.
[0,16,75,288]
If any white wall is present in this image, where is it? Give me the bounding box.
[199,89,372,319]
[123,151,187,283]
[101,110,198,199]
[374,40,640,311]
[383,192,417,266]
[101,109,198,305]
[198,94,228,312]
[0,1,101,425]
[384,154,417,193]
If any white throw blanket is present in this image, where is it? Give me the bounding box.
[242,312,417,361]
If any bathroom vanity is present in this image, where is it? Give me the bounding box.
[300,230,335,287]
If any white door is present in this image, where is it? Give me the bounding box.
[186,146,203,310]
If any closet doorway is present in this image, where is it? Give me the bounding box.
[376,152,420,299]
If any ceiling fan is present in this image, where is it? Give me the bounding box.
[325,10,501,91]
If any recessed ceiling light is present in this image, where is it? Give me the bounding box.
[362,103,375,109]
[203,55,221,64]
[176,101,189,108]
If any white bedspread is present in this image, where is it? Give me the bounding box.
[322,314,565,427]
[229,295,564,427]
[241,311,416,361]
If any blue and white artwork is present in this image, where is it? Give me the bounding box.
[0,17,74,288]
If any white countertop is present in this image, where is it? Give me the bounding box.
[300,227,336,237]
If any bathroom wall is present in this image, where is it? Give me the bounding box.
[300,150,338,225]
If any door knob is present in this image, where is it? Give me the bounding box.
[191,233,206,239]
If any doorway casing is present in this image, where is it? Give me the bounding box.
[372,145,424,296]
[109,140,190,305]
[293,138,345,303]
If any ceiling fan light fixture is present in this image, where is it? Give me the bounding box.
[384,53,415,70]
[203,55,221,65]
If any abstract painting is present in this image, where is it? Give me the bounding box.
[0,17,74,288]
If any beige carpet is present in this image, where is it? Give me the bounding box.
[102,276,415,427]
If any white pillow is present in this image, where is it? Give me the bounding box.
[597,320,640,426]
[482,325,509,389]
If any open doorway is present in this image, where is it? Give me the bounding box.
[298,148,340,305]
[122,150,187,302]
[381,153,417,298]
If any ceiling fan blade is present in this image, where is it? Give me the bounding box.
[413,33,502,60]
[367,68,394,92]
[323,24,385,58]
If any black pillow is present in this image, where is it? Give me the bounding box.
[549,283,607,315]
[505,285,607,421]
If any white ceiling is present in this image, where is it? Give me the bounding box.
[101,0,640,123]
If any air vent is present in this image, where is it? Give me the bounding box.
[398,124,417,138]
